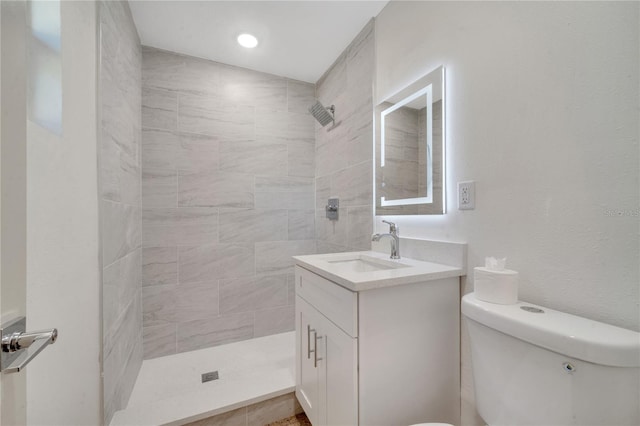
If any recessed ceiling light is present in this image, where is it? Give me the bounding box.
[237,33,258,49]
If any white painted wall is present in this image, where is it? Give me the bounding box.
[376,0,639,330]
[375,2,639,423]
[0,1,28,423]
[26,1,102,424]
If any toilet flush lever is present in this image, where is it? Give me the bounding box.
[0,317,58,373]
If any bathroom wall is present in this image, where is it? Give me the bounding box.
[99,1,143,423]
[375,2,639,424]
[315,20,375,253]
[25,1,102,424]
[140,47,316,359]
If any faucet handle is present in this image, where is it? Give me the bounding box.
[382,220,398,234]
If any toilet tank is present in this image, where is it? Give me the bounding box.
[462,293,640,426]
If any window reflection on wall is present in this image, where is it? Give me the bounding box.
[28,0,62,135]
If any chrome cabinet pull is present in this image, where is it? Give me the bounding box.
[307,324,314,359]
[314,332,323,368]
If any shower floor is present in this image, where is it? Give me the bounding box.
[110,332,295,425]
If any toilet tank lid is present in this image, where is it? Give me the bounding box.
[462,293,640,367]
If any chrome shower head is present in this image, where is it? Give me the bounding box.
[309,101,335,127]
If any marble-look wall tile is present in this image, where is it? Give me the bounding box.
[142,87,177,130]
[254,176,315,211]
[100,1,142,423]
[143,324,176,359]
[142,47,188,93]
[347,206,373,250]
[288,210,315,240]
[178,244,255,283]
[254,305,295,338]
[314,20,375,256]
[255,240,316,276]
[178,93,255,140]
[101,132,140,205]
[142,246,177,286]
[178,170,254,208]
[219,274,288,315]
[286,112,315,143]
[315,115,350,177]
[218,209,287,243]
[102,200,141,266]
[141,47,316,356]
[142,169,177,208]
[331,160,372,207]
[101,79,140,162]
[316,241,349,254]
[218,64,287,111]
[315,208,348,247]
[103,250,141,335]
[105,336,143,426]
[103,290,142,423]
[219,140,287,176]
[315,175,331,208]
[177,312,254,352]
[287,140,315,178]
[142,129,219,171]
[346,19,375,99]
[255,176,314,193]
[142,207,218,247]
[287,80,316,115]
[142,281,218,327]
[254,192,314,210]
[317,52,347,107]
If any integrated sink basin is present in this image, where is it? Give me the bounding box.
[326,254,410,273]
[293,251,464,292]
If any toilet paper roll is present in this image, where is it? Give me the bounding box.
[474,266,519,304]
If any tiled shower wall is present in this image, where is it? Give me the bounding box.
[140,47,316,359]
[315,20,375,252]
[99,1,143,423]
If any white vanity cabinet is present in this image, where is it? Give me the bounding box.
[295,263,461,426]
[295,266,358,426]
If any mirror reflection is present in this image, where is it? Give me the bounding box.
[375,66,445,215]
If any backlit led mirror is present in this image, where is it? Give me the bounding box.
[375,66,445,215]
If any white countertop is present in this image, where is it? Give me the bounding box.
[293,251,464,292]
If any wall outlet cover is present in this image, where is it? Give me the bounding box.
[458,181,475,210]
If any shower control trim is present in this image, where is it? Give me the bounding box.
[326,198,339,220]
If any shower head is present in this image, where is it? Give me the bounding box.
[309,101,335,127]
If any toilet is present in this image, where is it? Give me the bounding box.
[462,292,640,425]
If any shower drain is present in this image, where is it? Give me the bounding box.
[201,371,219,383]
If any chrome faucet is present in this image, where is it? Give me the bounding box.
[372,220,400,259]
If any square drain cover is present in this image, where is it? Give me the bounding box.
[201,371,219,383]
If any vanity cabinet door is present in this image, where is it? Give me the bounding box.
[296,296,322,425]
[319,314,358,426]
[297,294,359,426]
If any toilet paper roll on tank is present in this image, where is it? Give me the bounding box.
[474,257,518,304]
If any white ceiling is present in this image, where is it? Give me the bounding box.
[129,1,388,83]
